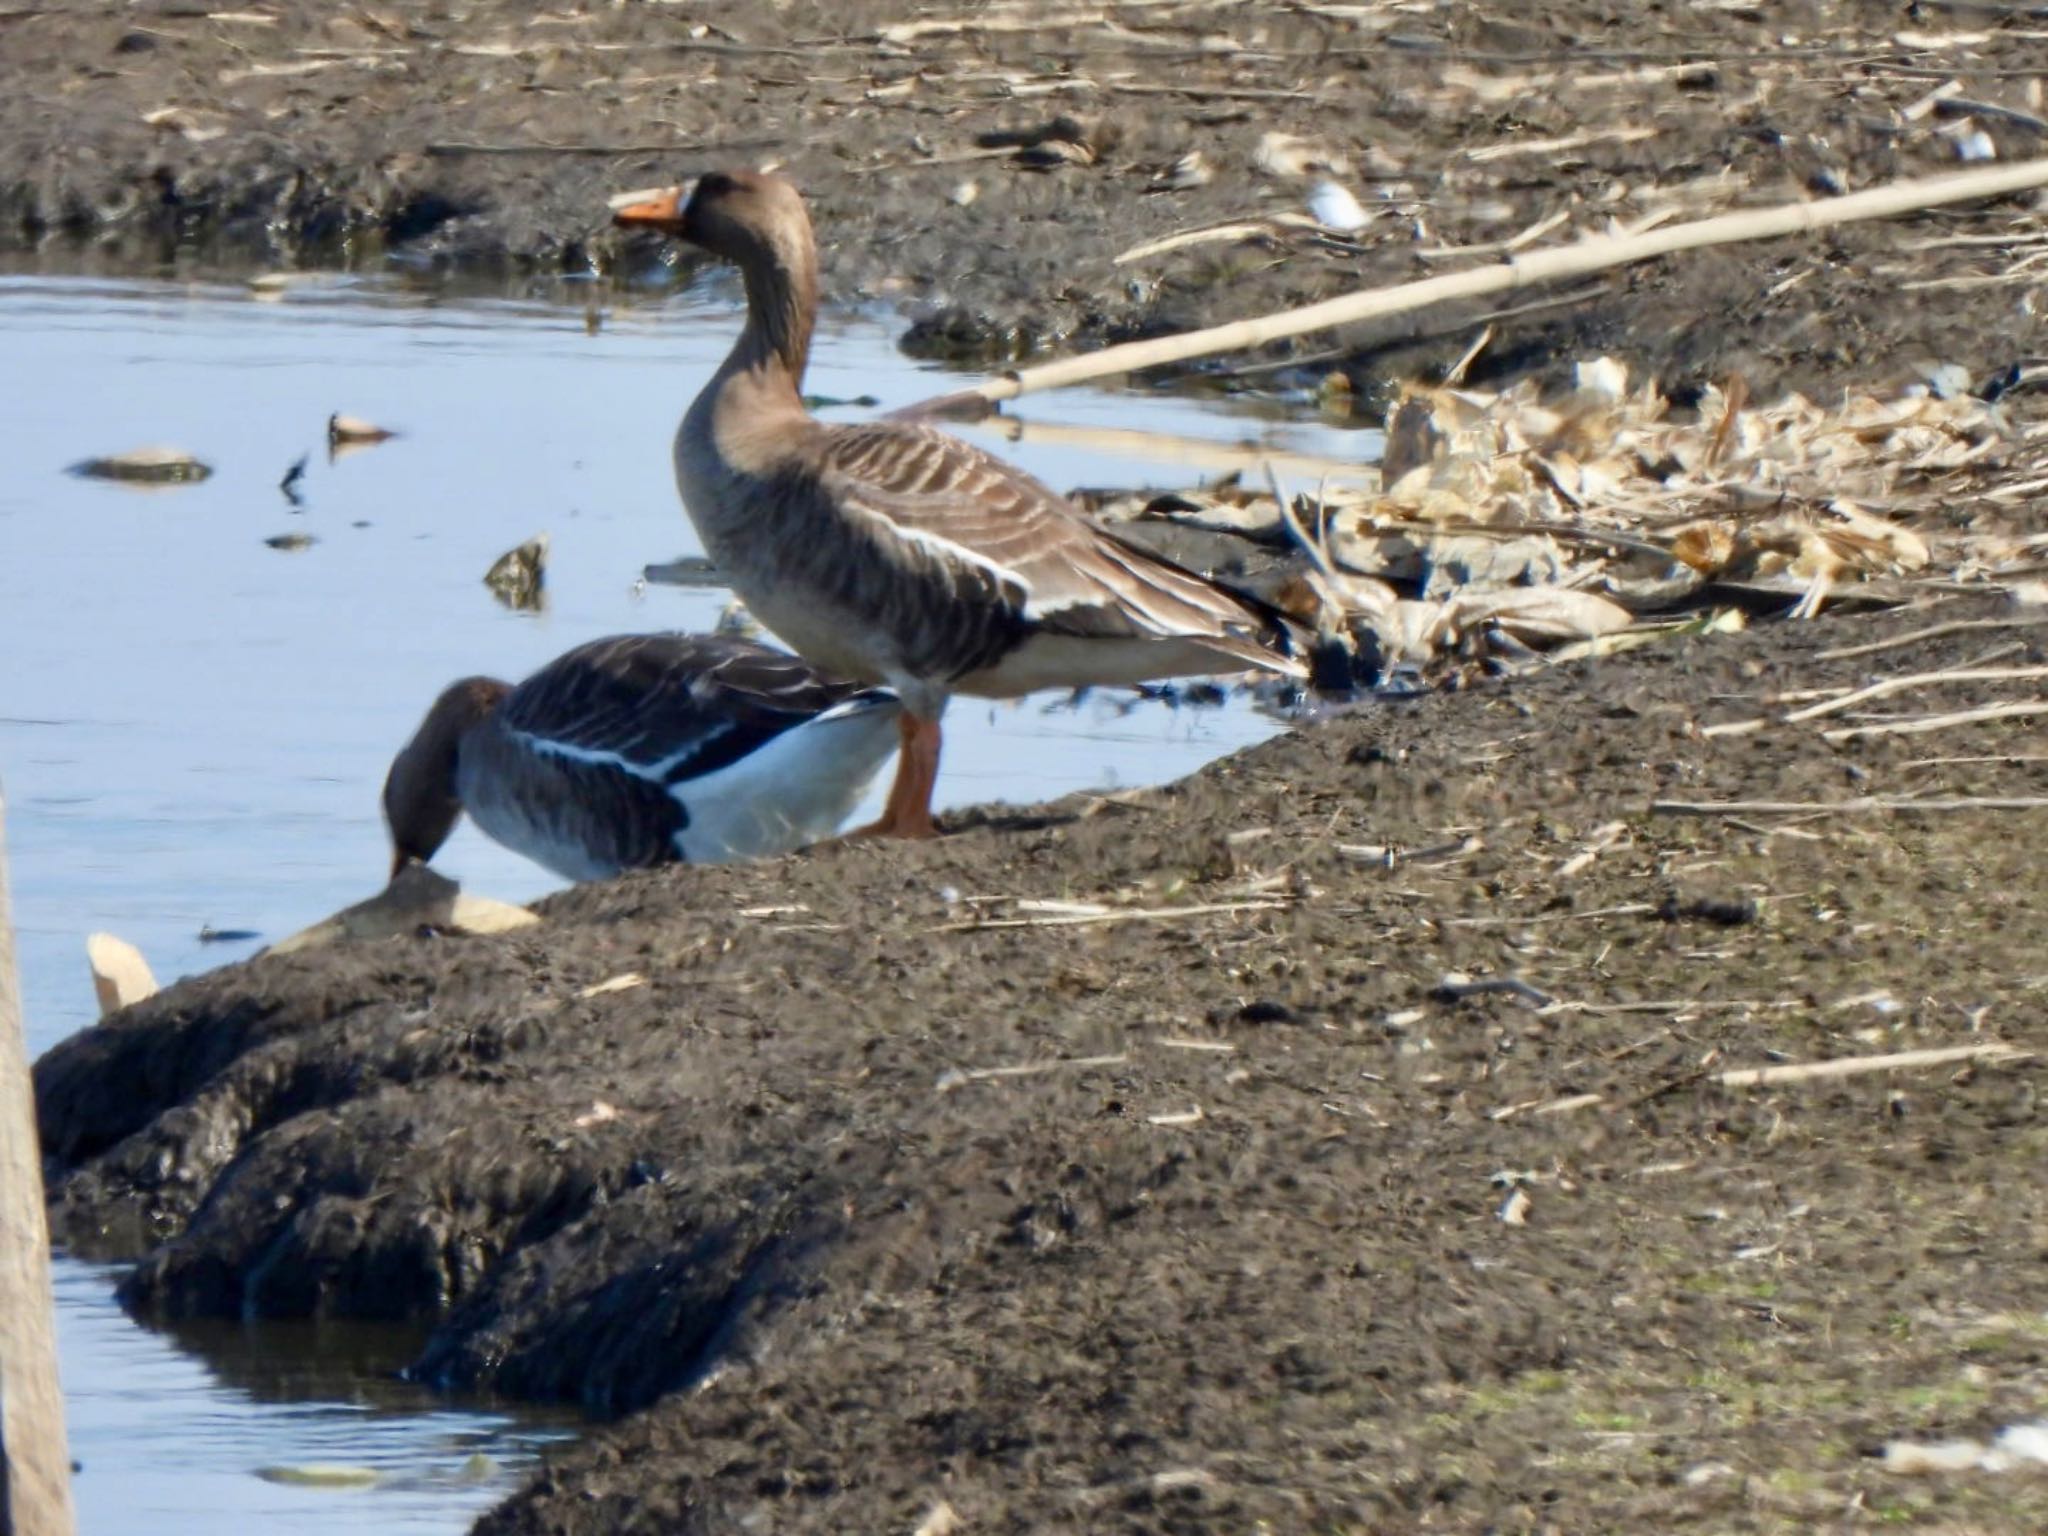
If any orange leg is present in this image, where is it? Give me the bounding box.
[850,712,943,839]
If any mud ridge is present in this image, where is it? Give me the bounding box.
[38,595,2048,1533]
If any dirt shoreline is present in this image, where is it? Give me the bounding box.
[8,2,2048,394]
[37,592,2048,1533]
[21,4,2048,1531]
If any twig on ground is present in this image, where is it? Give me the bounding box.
[1716,1042,2030,1088]
[1490,1042,2030,1119]
[1441,901,1656,928]
[1114,219,1289,265]
[1540,998,1802,1016]
[1556,820,1630,879]
[1654,794,2048,816]
[1416,209,1574,264]
[1779,658,2045,722]
[1441,323,1494,386]
[1821,700,2048,743]
[1463,125,1659,163]
[934,900,1286,933]
[431,136,780,156]
[937,1053,1129,1091]
[1338,836,1484,868]
[1491,1091,1604,1121]
[1813,615,2048,661]
[1901,753,2048,769]
[575,973,646,999]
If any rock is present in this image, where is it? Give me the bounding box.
[68,447,211,485]
[327,413,396,447]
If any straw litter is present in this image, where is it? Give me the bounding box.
[1091,355,2032,677]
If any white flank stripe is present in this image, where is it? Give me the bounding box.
[512,721,733,786]
[1022,591,1106,619]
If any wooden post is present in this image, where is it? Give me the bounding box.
[0,782,76,1536]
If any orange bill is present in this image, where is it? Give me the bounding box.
[609,184,687,230]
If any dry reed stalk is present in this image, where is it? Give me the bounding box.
[1779,661,2048,723]
[1820,700,2048,743]
[934,899,1286,932]
[941,1052,1130,1088]
[898,156,2048,419]
[1716,1043,2029,1088]
[1814,615,2048,661]
[1494,1042,2030,1119]
[1653,795,2048,816]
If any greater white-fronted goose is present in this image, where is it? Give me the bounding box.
[613,171,1305,838]
[383,632,901,881]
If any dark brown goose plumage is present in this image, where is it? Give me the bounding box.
[615,170,1304,837]
[383,633,900,881]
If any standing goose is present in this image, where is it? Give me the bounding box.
[613,171,1305,838]
[383,632,901,882]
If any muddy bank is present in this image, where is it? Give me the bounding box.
[37,594,2048,1533]
[8,2,2048,395]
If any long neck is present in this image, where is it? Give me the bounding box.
[384,678,508,867]
[730,225,816,388]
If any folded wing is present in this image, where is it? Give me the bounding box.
[812,422,1301,679]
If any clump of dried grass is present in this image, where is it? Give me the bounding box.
[1095,356,2037,674]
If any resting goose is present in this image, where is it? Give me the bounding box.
[383,632,901,881]
[614,170,1305,838]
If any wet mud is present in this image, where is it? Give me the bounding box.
[7,2,2048,397]
[38,595,2048,1533]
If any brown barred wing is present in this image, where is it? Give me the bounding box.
[811,422,1300,678]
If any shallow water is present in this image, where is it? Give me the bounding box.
[57,1260,579,1535]
[0,269,1381,1531]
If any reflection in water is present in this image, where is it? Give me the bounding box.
[56,1258,577,1536]
[0,269,1380,1534]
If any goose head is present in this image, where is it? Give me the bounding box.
[614,170,819,379]
[613,170,812,267]
[382,677,511,880]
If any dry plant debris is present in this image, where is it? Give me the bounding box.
[1092,355,2038,678]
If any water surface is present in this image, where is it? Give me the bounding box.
[57,1260,578,1535]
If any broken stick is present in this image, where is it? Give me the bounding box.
[897,155,2048,418]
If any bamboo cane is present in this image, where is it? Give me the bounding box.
[896,156,2048,420]
[0,782,76,1536]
